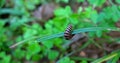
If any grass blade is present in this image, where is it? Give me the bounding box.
[10,27,120,48]
[37,27,120,42]
[91,50,120,63]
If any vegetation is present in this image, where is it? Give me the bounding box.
[0,0,120,63]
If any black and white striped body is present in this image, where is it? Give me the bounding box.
[64,24,74,40]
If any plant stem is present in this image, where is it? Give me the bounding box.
[9,36,39,49]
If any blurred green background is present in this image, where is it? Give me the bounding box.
[0,0,120,63]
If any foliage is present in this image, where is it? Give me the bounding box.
[59,57,75,63]
[0,0,120,63]
[92,50,120,63]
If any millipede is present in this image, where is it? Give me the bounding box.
[64,24,74,40]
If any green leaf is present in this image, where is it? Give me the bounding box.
[14,49,25,59]
[53,38,63,47]
[26,42,41,60]
[56,0,69,3]
[27,42,41,54]
[32,54,42,61]
[45,22,53,32]
[2,55,11,63]
[60,57,70,63]
[102,6,120,22]
[14,0,24,7]
[26,53,31,60]
[68,17,79,25]
[25,1,36,10]
[62,0,69,3]
[48,50,59,60]
[0,0,5,8]
[70,60,75,63]
[84,7,93,18]
[96,31,102,37]
[88,0,106,6]
[23,26,38,39]
[0,52,11,63]
[0,52,6,58]
[77,7,83,14]
[30,0,41,5]
[88,32,96,37]
[111,5,120,22]
[54,6,72,17]
[42,41,53,49]
[0,20,5,27]
[77,0,85,3]
[90,11,98,24]
[97,12,106,22]
[59,57,75,63]
[80,60,88,63]
[15,36,22,42]
[103,7,112,19]
[23,29,37,39]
